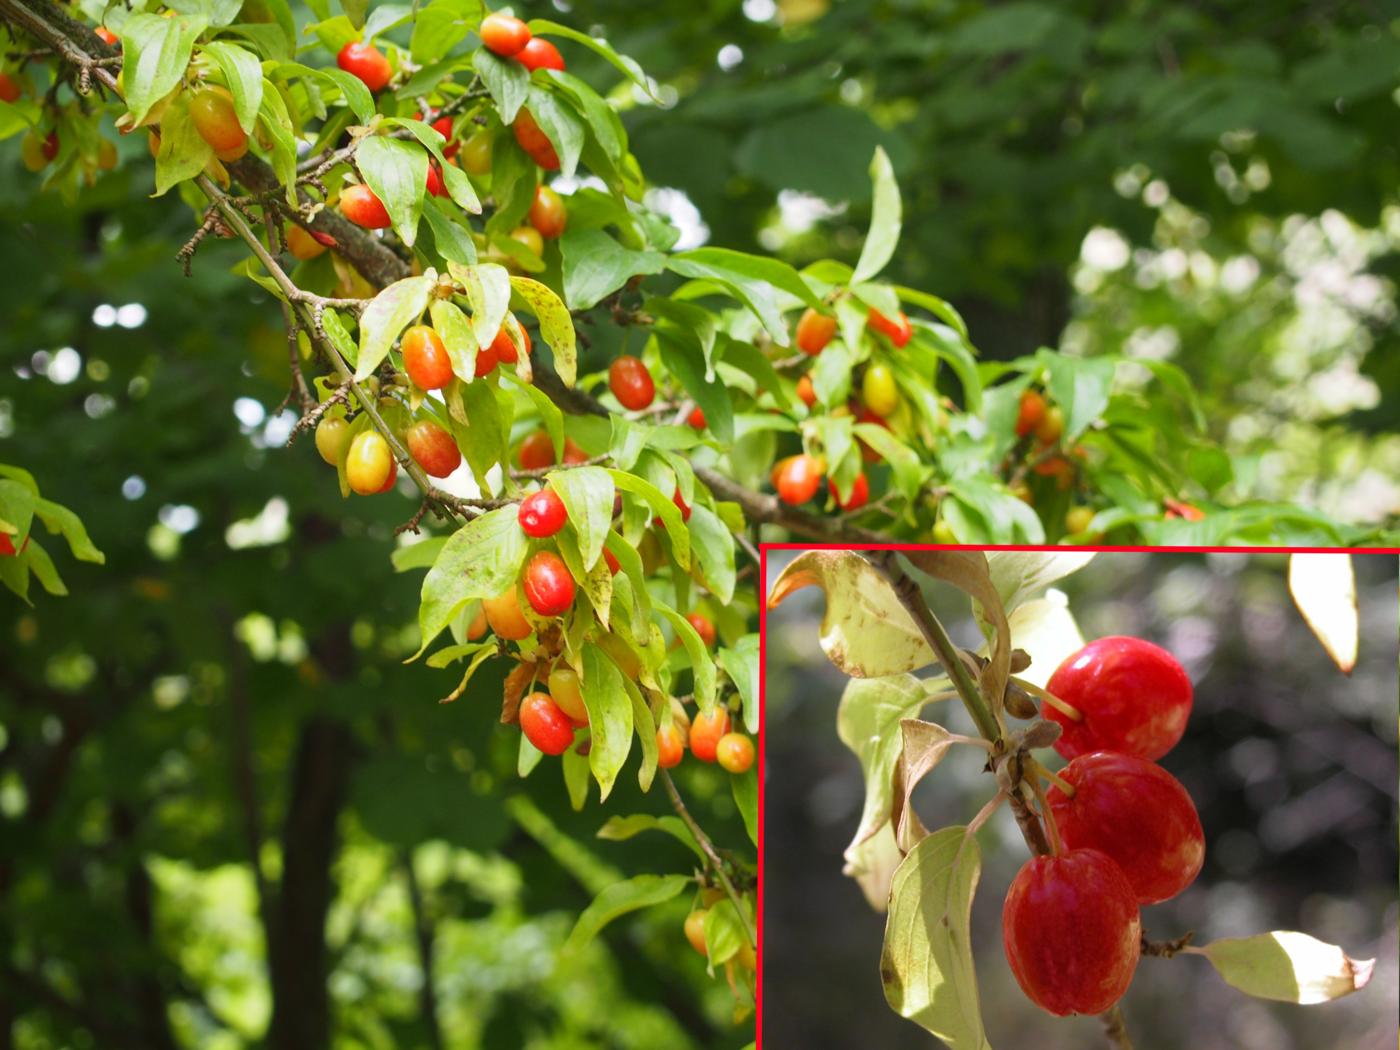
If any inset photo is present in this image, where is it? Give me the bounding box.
[762,548,1398,1050]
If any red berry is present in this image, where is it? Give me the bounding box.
[1165,498,1206,522]
[796,374,817,408]
[775,454,824,505]
[339,183,391,229]
[337,41,393,92]
[603,548,620,575]
[715,733,754,774]
[518,429,555,470]
[491,323,527,364]
[1044,636,1193,761]
[1048,752,1205,904]
[656,723,686,768]
[836,472,869,511]
[686,406,707,430]
[1003,849,1141,1016]
[425,161,447,197]
[401,325,454,390]
[523,550,574,617]
[686,612,716,648]
[1016,389,1047,438]
[516,37,564,72]
[41,131,59,160]
[405,419,461,477]
[95,27,118,46]
[672,487,691,523]
[518,489,567,537]
[189,86,247,154]
[512,109,559,170]
[795,308,836,355]
[430,111,454,141]
[479,12,531,56]
[519,692,574,755]
[0,532,28,556]
[529,184,567,238]
[346,430,394,495]
[867,307,912,347]
[483,588,532,640]
[562,438,589,465]
[689,707,730,763]
[608,355,655,411]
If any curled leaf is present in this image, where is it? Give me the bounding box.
[892,720,955,853]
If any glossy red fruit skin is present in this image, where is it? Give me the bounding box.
[1016,389,1046,438]
[686,613,716,648]
[339,184,391,229]
[687,406,706,430]
[512,110,559,170]
[523,550,575,617]
[562,438,588,465]
[1048,752,1205,904]
[672,487,691,523]
[425,162,447,197]
[795,308,837,355]
[518,489,567,538]
[337,41,392,91]
[656,724,686,769]
[519,692,574,755]
[95,27,119,46]
[837,473,869,511]
[0,533,29,556]
[518,429,555,470]
[1002,849,1141,1017]
[490,324,525,364]
[529,184,567,238]
[1045,636,1193,761]
[405,420,462,478]
[796,374,817,408]
[608,355,655,411]
[474,341,498,377]
[867,307,912,347]
[516,37,564,71]
[401,325,454,390]
[480,12,531,56]
[603,548,620,575]
[776,454,824,505]
[689,707,731,763]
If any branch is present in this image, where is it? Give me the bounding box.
[660,769,755,948]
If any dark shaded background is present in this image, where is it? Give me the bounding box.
[763,551,1398,1050]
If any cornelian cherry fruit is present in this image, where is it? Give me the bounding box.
[466,606,488,640]
[689,707,730,763]
[529,184,567,238]
[518,488,567,537]
[684,910,708,955]
[337,41,393,91]
[562,438,589,464]
[518,429,555,470]
[425,162,447,198]
[401,325,454,390]
[795,308,836,355]
[95,27,118,46]
[837,473,869,511]
[1016,389,1046,438]
[0,72,20,103]
[1034,405,1065,444]
[657,723,686,769]
[523,550,574,617]
[460,132,492,174]
[609,355,655,411]
[775,454,824,505]
[671,486,691,523]
[687,406,706,430]
[189,86,246,154]
[314,416,350,465]
[1002,849,1141,1016]
[287,224,328,260]
[483,588,532,640]
[862,363,899,417]
[405,419,461,477]
[686,612,716,648]
[474,340,498,377]
[715,733,755,774]
[516,37,564,71]
[0,532,28,556]
[867,307,912,347]
[479,12,531,56]
[512,109,559,169]
[547,666,588,725]
[796,374,817,408]
[519,692,574,755]
[1044,636,1193,761]
[346,430,393,494]
[339,183,391,229]
[1048,751,1205,904]
[491,323,526,364]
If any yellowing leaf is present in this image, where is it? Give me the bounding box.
[892,720,955,852]
[355,274,434,381]
[1002,594,1084,689]
[1196,931,1374,1004]
[767,550,936,678]
[881,826,991,1050]
[1288,553,1358,674]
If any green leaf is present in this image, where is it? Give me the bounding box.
[409,0,482,64]
[386,116,481,213]
[502,372,564,460]
[356,274,435,381]
[510,275,577,385]
[525,84,586,178]
[391,537,447,572]
[1038,349,1115,441]
[23,538,67,597]
[596,814,703,861]
[297,63,375,123]
[717,635,759,735]
[561,229,666,311]
[731,767,758,847]
[121,12,208,126]
[201,41,264,134]
[608,469,689,570]
[654,601,716,709]
[852,147,901,283]
[526,19,659,101]
[545,69,626,162]
[152,95,213,197]
[836,674,931,852]
[985,551,1095,618]
[686,504,736,605]
[357,137,427,247]
[457,262,512,351]
[427,299,479,381]
[675,247,822,313]
[562,745,590,811]
[580,644,634,801]
[32,498,105,563]
[563,874,690,956]
[1197,932,1375,1004]
[881,827,990,1050]
[548,466,614,571]
[422,199,478,266]
[416,506,527,651]
[450,377,507,482]
[474,47,530,125]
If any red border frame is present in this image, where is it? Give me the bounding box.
[752,542,1397,1047]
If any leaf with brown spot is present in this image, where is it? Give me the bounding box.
[892,720,956,852]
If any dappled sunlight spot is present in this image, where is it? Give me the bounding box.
[225,497,291,550]
[159,503,200,534]
[644,187,708,250]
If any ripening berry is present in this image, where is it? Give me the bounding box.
[862,363,899,417]
[656,723,686,768]
[1044,636,1193,761]
[684,910,708,956]
[337,40,393,91]
[516,37,564,72]
[687,406,706,430]
[867,307,912,347]
[425,161,448,198]
[519,692,575,755]
[345,430,394,494]
[529,184,567,238]
[491,323,527,364]
[314,416,350,465]
[508,224,544,257]
[189,86,247,154]
[523,550,575,617]
[1002,849,1141,1016]
[547,666,588,725]
[774,454,824,505]
[430,111,455,147]
[512,109,559,170]
[518,429,555,470]
[671,486,691,523]
[1065,506,1095,535]
[483,587,532,640]
[401,325,454,390]
[405,419,461,477]
[474,339,498,378]
[95,26,118,45]
[562,438,589,464]
[689,707,730,763]
[836,472,869,511]
[466,605,488,640]
[20,131,57,172]
[686,612,716,648]
[0,71,23,103]
[460,131,492,175]
[796,374,817,408]
[1034,405,1065,445]
[339,183,391,229]
[795,308,836,355]
[518,488,567,537]
[479,12,531,56]
[715,733,755,774]
[1016,389,1046,438]
[287,224,329,260]
[603,547,620,575]
[608,355,655,411]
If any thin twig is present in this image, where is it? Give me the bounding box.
[660,769,755,948]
